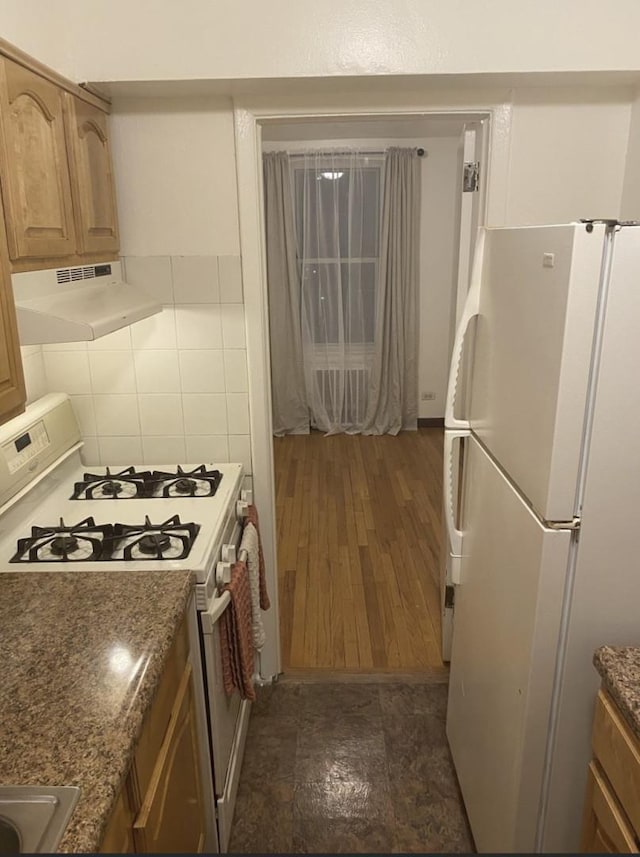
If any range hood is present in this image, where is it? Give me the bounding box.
[11,261,161,345]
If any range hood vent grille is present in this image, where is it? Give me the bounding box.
[56,265,97,284]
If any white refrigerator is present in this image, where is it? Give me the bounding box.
[444,221,640,853]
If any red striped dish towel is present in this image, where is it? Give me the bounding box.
[219,560,256,701]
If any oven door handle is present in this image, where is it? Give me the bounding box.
[201,591,231,633]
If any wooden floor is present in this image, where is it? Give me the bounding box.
[274,429,445,672]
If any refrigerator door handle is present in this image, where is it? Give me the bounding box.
[444,428,468,583]
[445,228,485,429]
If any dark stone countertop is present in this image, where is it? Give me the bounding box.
[594,645,640,742]
[0,570,194,852]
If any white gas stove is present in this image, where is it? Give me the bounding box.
[0,393,252,852]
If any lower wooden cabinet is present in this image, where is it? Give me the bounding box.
[133,663,206,853]
[99,617,208,853]
[581,689,640,853]
[99,786,135,854]
[582,761,638,853]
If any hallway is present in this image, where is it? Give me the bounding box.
[274,429,444,671]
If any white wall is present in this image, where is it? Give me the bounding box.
[3,1,640,82]
[417,138,459,418]
[621,88,640,219]
[506,89,632,225]
[110,97,240,256]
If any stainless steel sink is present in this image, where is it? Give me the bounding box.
[0,786,80,853]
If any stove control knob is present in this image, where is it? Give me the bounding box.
[216,561,232,587]
[236,500,249,520]
[222,543,237,564]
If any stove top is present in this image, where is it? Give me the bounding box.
[0,455,243,578]
[0,395,244,583]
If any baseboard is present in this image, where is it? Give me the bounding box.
[418,417,445,428]
[277,667,449,684]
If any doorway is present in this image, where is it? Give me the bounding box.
[235,108,492,678]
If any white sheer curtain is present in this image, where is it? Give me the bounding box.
[295,150,381,434]
[264,147,420,436]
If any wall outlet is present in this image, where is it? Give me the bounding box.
[421,391,436,401]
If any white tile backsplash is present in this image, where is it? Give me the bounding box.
[218,255,243,303]
[226,392,250,433]
[185,435,230,463]
[44,351,92,394]
[175,305,223,350]
[142,436,187,464]
[80,437,100,465]
[21,348,47,404]
[89,351,136,395]
[87,326,132,351]
[178,350,225,393]
[139,394,184,436]
[70,395,97,437]
[228,434,252,472]
[124,256,173,304]
[172,256,219,304]
[42,340,87,352]
[220,304,246,349]
[134,350,181,393]
[38,254,251,472]
[131,307,177,350]
[94,395,141,436]
[223,350,248,392]
[98,436,144,465]
[183,393,228,435]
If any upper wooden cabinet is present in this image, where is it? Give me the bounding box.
[64,94,119,255]
[0,214,26,424]
[0,58,77,261]
[0,53,119,269]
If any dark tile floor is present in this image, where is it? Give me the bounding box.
[228,680,474,854]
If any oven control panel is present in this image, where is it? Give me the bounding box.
[3,421,50,474]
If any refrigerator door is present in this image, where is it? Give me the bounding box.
[542,224,640,852]
[446,435,571,853]
[470,223,605,521]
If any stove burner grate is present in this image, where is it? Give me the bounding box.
[10,514,201,564]
[72,467,151,500]
[149,466,223,498]
[110,515,200,560]
[10,517,113,563]
[71,465,223,499]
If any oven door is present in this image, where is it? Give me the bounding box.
[200,590,251,851]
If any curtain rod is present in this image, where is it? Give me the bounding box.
[285,147,426,158]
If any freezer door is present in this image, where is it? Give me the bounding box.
[470,223,605,521]
[446,436,571,853]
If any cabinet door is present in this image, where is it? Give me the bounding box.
[0,59,76,261]
[99,785,135,854]
[0,208,26,423]
[581,762,639,853]
[133,662,207,854]
[64,94,119,255]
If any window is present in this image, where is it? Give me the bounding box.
[292,160,382,346]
